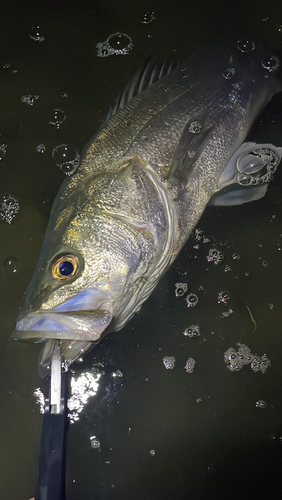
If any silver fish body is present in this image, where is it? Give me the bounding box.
[12,43,282,372]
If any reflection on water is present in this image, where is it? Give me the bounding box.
[33,387,45,414]
[0,0,282,499]
[68,368,104,423]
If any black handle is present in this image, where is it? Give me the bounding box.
[35,371,69,500]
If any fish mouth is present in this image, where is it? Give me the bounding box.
[11,309,113,343]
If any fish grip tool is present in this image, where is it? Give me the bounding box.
[35,341,70,500]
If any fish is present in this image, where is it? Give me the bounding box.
[11,41,282,374]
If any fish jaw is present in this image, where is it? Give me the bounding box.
[11,290,113,376]
[11,309,113,342]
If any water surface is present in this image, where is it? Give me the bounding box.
[0,0,282,498]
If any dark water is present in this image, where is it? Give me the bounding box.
[0,0,282,499]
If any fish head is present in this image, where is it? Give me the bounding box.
[12,177,156,370]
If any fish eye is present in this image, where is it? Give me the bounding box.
[51,254,80,280]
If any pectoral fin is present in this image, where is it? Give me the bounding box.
[210,142,282,206]
[209,184,269,206]
[165,118,214,184]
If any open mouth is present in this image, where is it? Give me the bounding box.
[11,309,113,342]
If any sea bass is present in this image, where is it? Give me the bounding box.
[12,42,282,373]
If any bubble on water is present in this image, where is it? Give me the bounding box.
[90,436,101,449]
[222,67,236,79]
[163,356,176,369]
[261,55,279,73]
[184,357,196,373]
[224,343,270,373]
[236,148,281,186]
[232,253,240,260]
[251,354,271,374]
[21,94,39,106]
[149,449,156,456]
[0,193,19,224]
[96,32,133,57]
[185,293,198,308]
[194,228,203,241]
[217,291,230,305]
[224,348,241,371]
[35,143,46,154]
[175,282,188,297]
[269,303,274,310]
[237,172,252,185]
[237,152,267,175]
[3,62,16,73]
[61,91,68,98]
[49,109,66,129]
[206,248,225,265]
[224,265,231,272]
[278,25,282,32]
[220,308,233,318]
[188,121,202,134]
[2,63,17,73]
[141,12,156,24]
[237,343,255,361]
[3,63,17,73]
[29,25,45,42]
[4,256,19,273]
[52,144,80,176]
[256,400,267,409]
[262,260,268,267]
[188,150,195,158]
[251,357,261,372]
[224,344,253,371]
[33,388,45,414]
[183,324,200,337]
[236,39,255,53]
[0,144,7,160]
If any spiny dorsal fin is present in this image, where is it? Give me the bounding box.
[106,59,180,121]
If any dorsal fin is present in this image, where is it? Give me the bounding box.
[106,59,180,121]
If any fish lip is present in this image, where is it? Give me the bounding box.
[11,309,113,342]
